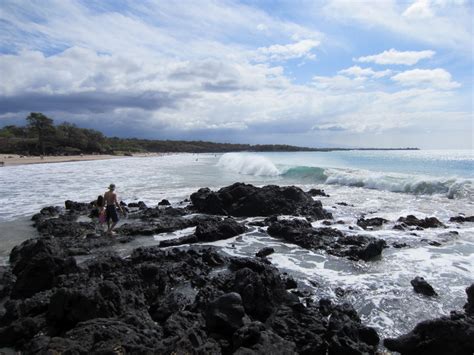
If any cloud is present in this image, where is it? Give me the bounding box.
[355,49,435,65]
[256,39,320,61]
[0,0,471,148]
[322,0,471,51]
[0,91,186,114]
[391,68,461,89]
[312,75,367,91]
[402,0,434,18]
[338,65,392,78]
[311,124,347,131]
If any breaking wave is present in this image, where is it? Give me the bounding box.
[217,153,473,199]
[217,153,280,176]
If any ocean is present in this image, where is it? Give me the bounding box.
[0,149,473,339]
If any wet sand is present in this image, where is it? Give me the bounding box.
[0,153,164,166]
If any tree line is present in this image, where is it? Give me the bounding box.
[0,112,321,155]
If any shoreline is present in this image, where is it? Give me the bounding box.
[0,152,166,166]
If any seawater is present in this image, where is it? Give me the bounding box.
[0,150,473,340]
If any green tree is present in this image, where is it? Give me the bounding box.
[26,112,54,155]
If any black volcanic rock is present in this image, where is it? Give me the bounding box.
[190,183,332,219]
[256,247,275,258]
[195,218,247,242]
[232,321,296,354]
[0,198,385,354]
[450,215,474,223]
[357,217,388,229]
[205,292,245,335]
[9,238,78,299]
[384,284,474,355]
[464,284,474,316]
[31,206,61,224]
[411,276,438,296]
[128,201,148,210]
[397,215,444,228]
[64,200,92,213]
[267,219,386,261]
[0,239,381,354]
[158,199,171,206]
[307,188,329,197]
[159,218,246,247]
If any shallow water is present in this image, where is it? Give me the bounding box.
[0,151,473,340]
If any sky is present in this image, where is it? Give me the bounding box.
[0,0,472,149]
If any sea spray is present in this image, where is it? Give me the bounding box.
[217,153,473,199]
[217,153,280,176]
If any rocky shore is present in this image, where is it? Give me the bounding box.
[0,183,472,354]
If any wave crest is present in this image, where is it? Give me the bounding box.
[324,169,472,199]
[217,153,280,176]
[216,153,472,199]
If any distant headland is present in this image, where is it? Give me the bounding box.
[0,112,419,156]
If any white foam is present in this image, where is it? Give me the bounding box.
[324,168,473,199]
[217,153,280,176]
[153,226,196,241]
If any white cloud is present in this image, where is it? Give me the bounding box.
[338,66,392,78]
[356,49,435,65]
[312,75,367,91]
[0,0,470,148]
[322,0,471,51]
[402,0,434,18]
[391,68,461,89]
[257,39,320,61]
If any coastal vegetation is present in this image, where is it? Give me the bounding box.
[0,112,418,155]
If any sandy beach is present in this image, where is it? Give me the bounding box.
[0,152,164,166]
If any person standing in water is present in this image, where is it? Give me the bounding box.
[104,183,124,235]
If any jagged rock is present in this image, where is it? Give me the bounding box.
[25,316,166,354]
[190,183,332,219]
[392,242,409,248]
[281,273,297,289]
[159,218,246,247]
[31,206,61,224]
[195,218,247,242]
[118,216,194,236]
[256,247,275,258]
[384,285,474,354]
[450,215,474,223]
[357,217,388,230]
[411,276,438,296]
[0,267,15,299]
[1,200,385,354]
[464,284,474,316]
[0,317,43,347]
[327,303,380,354]
[47,281,128,329]
[158,199,171,206]
[205,292,245,335]
[9,238,78,299]
[149,289,195,323]
[232,321,297,354]
[64,200,92,213]
[35,217,96,238]
[267,219,386,261]
[397,215,444,228]
[128,201,148,210]
[307,188,329,197]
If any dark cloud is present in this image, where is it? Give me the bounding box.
[0,90,188,114]
[311,124,347,131]
[201,79,250,92]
